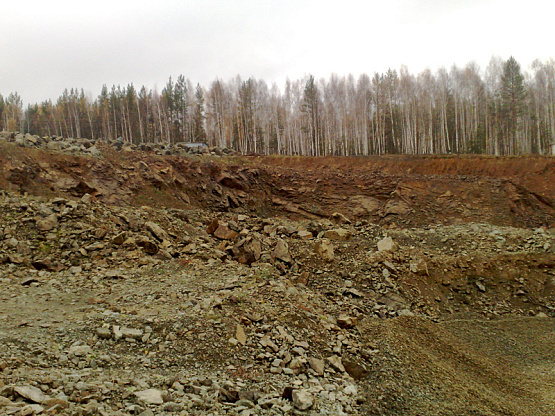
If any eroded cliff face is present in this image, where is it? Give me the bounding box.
[2,139,555,229]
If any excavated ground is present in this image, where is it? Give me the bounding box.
[1,138,555,416]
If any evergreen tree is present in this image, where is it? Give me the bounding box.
[174,75,189,141]
[192,84,206,142]
[302,75,320,155]
[500,56,526,153]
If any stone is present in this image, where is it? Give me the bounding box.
[288,358,305,375]
[68,345,92,356]
[14,385,51,404]
[214,223,239,240]
[383,199,411,216]
[135,388,164,405]
[350,195,381,214]
[297,230,313,240]
[323,228,352,241]
[145,221,169,242]
[43,397,69,410]
[409,258,428,275]
[141,240,159,255]
[343,384,358,395]
[343,361,368,380]
[308,357,325,376]
[235,398,255,408]
[206,218,219,234]
[314,239,334,262]
[120,327,144,340]
[337,314,357,329]
[20,277,39,286]
[162,402,184,412]
[325,355,345,372]
[273,239,292,263]
[113,325,123,341]
[377,236,397,252]
[36,215,58,231]
[236,324,247,346]
[112,232,127,245]
[330,212,352,224]
[0,396,13,407]
[292,390,314,410]
[19,404,45,415]
[233,238,261,265]
[138,410,155,416]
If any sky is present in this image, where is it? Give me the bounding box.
[1,0,553,104]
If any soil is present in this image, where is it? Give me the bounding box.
[1,137,555,415]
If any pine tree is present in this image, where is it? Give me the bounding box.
[302,75,320,155]
[500,56,526,153]
[192,84,206,142]
[174,75,189,141]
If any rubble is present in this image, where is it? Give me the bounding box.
[1,137,555,415]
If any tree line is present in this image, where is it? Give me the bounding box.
[1,56,554,156]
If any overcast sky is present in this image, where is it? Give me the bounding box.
[1,0,553,104]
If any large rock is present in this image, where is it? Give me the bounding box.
[68,345,93,356]
[14,385,51,404]
[343,361,369,380]
[314,239,334,262]
[36,215,58,231]
[410,258,428,275]
[135,389,164,405]
[377,236,397,252]
[145,221,169,242]
[206,218,219,234]
[273,239,292,263]
[337,314,358,329]
[324,228,352,241]
[292,390,314,410]
[236,324,247,346]
[325,355,345,372]
[214,223,239,240]
[297,230,313,240]
[383,199,411,216]
[350,195,381,214]
[232,238,261,265]
[120,327,144,340]
[308,357,325,376]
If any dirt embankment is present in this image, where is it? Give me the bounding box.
[2,142,555,229]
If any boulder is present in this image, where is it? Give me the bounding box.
[273,239,292,263]
[214,223,239,240]
[292,390,314,410]
[307,357,325,376]
[324,228,352,241]
[36,215,58,231]
[135,389,164,405]
[314,239,334,262]
[325,355,345,372]
[337,314,358,329]
[377,236,397,252]
[145,221,169,242]
[14,385,51,404]
[236,324,247,346]
[383,199,411,216]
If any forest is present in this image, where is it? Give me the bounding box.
[1,56,554,156]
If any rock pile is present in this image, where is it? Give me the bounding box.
[0,131,238,157]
